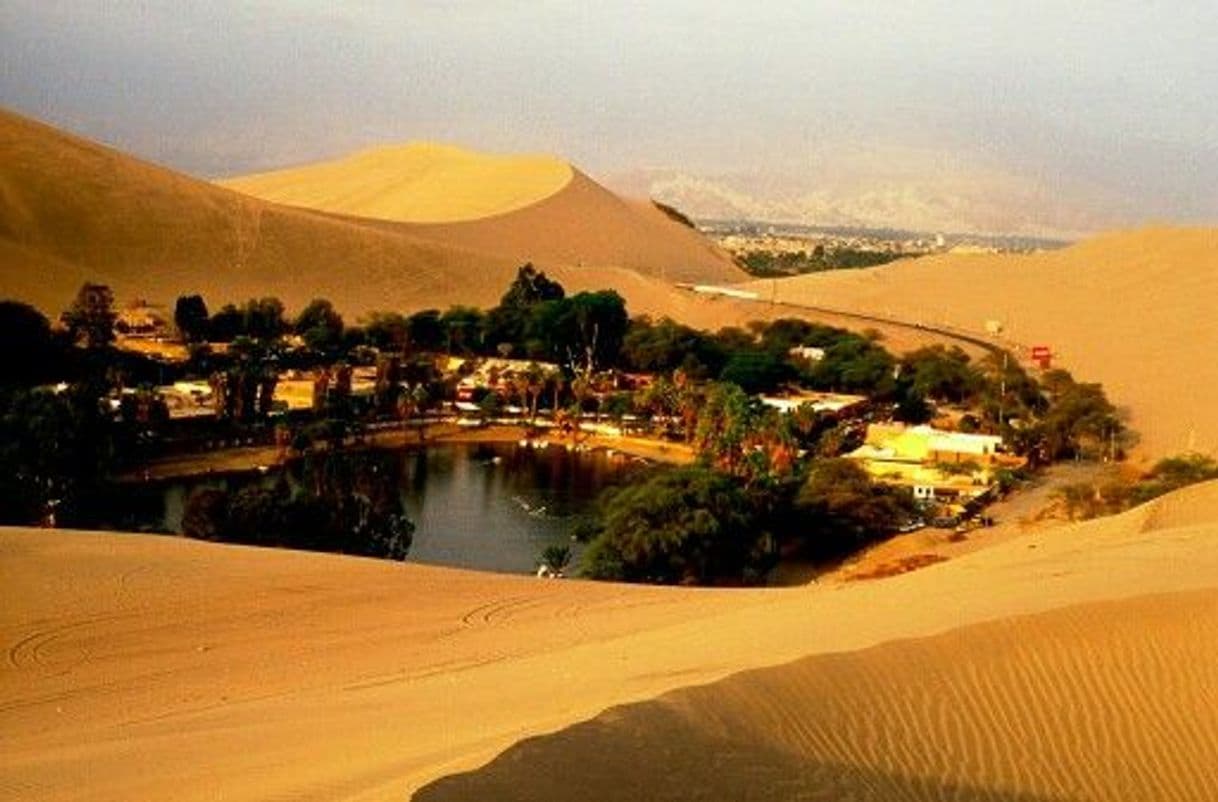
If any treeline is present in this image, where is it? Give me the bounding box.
[739,246,906,277]
[181,452,413,560]
[577,459,916,585]
[1057,454,1218,522]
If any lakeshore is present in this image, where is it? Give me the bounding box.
[121,421,695,483]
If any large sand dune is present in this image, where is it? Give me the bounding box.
[219,143,575,224]
[0,108,739,318]
[4,479,1218,801]
[221,142,737,283]
[744,229,1218,460]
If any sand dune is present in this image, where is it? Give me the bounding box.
[219,142,575,224]
[743,228,1218,460]
[4,480,1218,801]
[419,590,1218,802]
[221,143,739,284]
[0,108,739,318]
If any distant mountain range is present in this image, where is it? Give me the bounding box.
[605,161,1130,241]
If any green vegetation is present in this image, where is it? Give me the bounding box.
[652,201,697,229]
[0,300,75,386]
[1132,454,1218,502]
[580,466,776,585]
[0,267,1140,580]
[576,457,918,585]
[1057,454,1218,521]
[538,544,572,575]
[739,246,906,277]
[181,452,413,559]
[61,283,117,349]
[173,294,210,343]
[792,459,917,559]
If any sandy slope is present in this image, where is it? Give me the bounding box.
[219,143,574,224]
[742,228,1218,460]
[4,479,1218,801]
[221,143,739,284]
[0,108,739,317]
[419,591,1218,802]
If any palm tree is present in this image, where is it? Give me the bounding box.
[524,362,546,424]
[549,371,566,418]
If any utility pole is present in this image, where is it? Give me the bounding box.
[999,350,1008,427]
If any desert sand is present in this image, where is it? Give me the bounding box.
[4,479,1218,801]
[0,108,739,320]
[0,108,1073,360]
[743,229,1218,460]
[219,143,575,224]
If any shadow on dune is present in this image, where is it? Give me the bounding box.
[413,703,1068,802]
[415,589,1218,802]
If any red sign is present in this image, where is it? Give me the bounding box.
[1030,346,1051,359]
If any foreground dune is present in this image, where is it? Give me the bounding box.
[4,480,1218,801]
[744,228,1218,460]
[419,590,1218,802]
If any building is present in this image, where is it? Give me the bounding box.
[115,301,170,337]
[759,391,868,419]
[846,423,1024,511]
[788,345,826,363]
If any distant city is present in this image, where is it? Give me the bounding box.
[703,219,1070,259]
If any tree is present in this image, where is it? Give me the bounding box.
[718,350,790,394]
[580,466,773,585]
[528,291,629,372]
[1038,370,1123,460]
[793,459,915,558]
[622,316,725,377]
[693,382,761,475]
[179,453,414,561]
[243,297,286,341]
[440,306,485,354]
[0,301,65,386]
[809,337,898,398]
[406,309,445,352]
[208,303,245,342]
[173,295,210,342]
[295,298,344,353]
[1130,454,1218,504]
[181,487,230,541]
[62,283,116,349]
[901,345,982,405]
[364,312,409,351]
[0,381,117,526]
[483,264,567,355]
[500,263,565,308]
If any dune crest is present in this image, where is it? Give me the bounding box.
[219,142,574,224]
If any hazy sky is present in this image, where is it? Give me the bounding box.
[2,1,1215,226]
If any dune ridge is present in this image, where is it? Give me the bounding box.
[3,480,1218,800]
[218,142,575,224]
[744,227,1218,460]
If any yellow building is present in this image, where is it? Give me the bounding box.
[847,424,1024,507]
